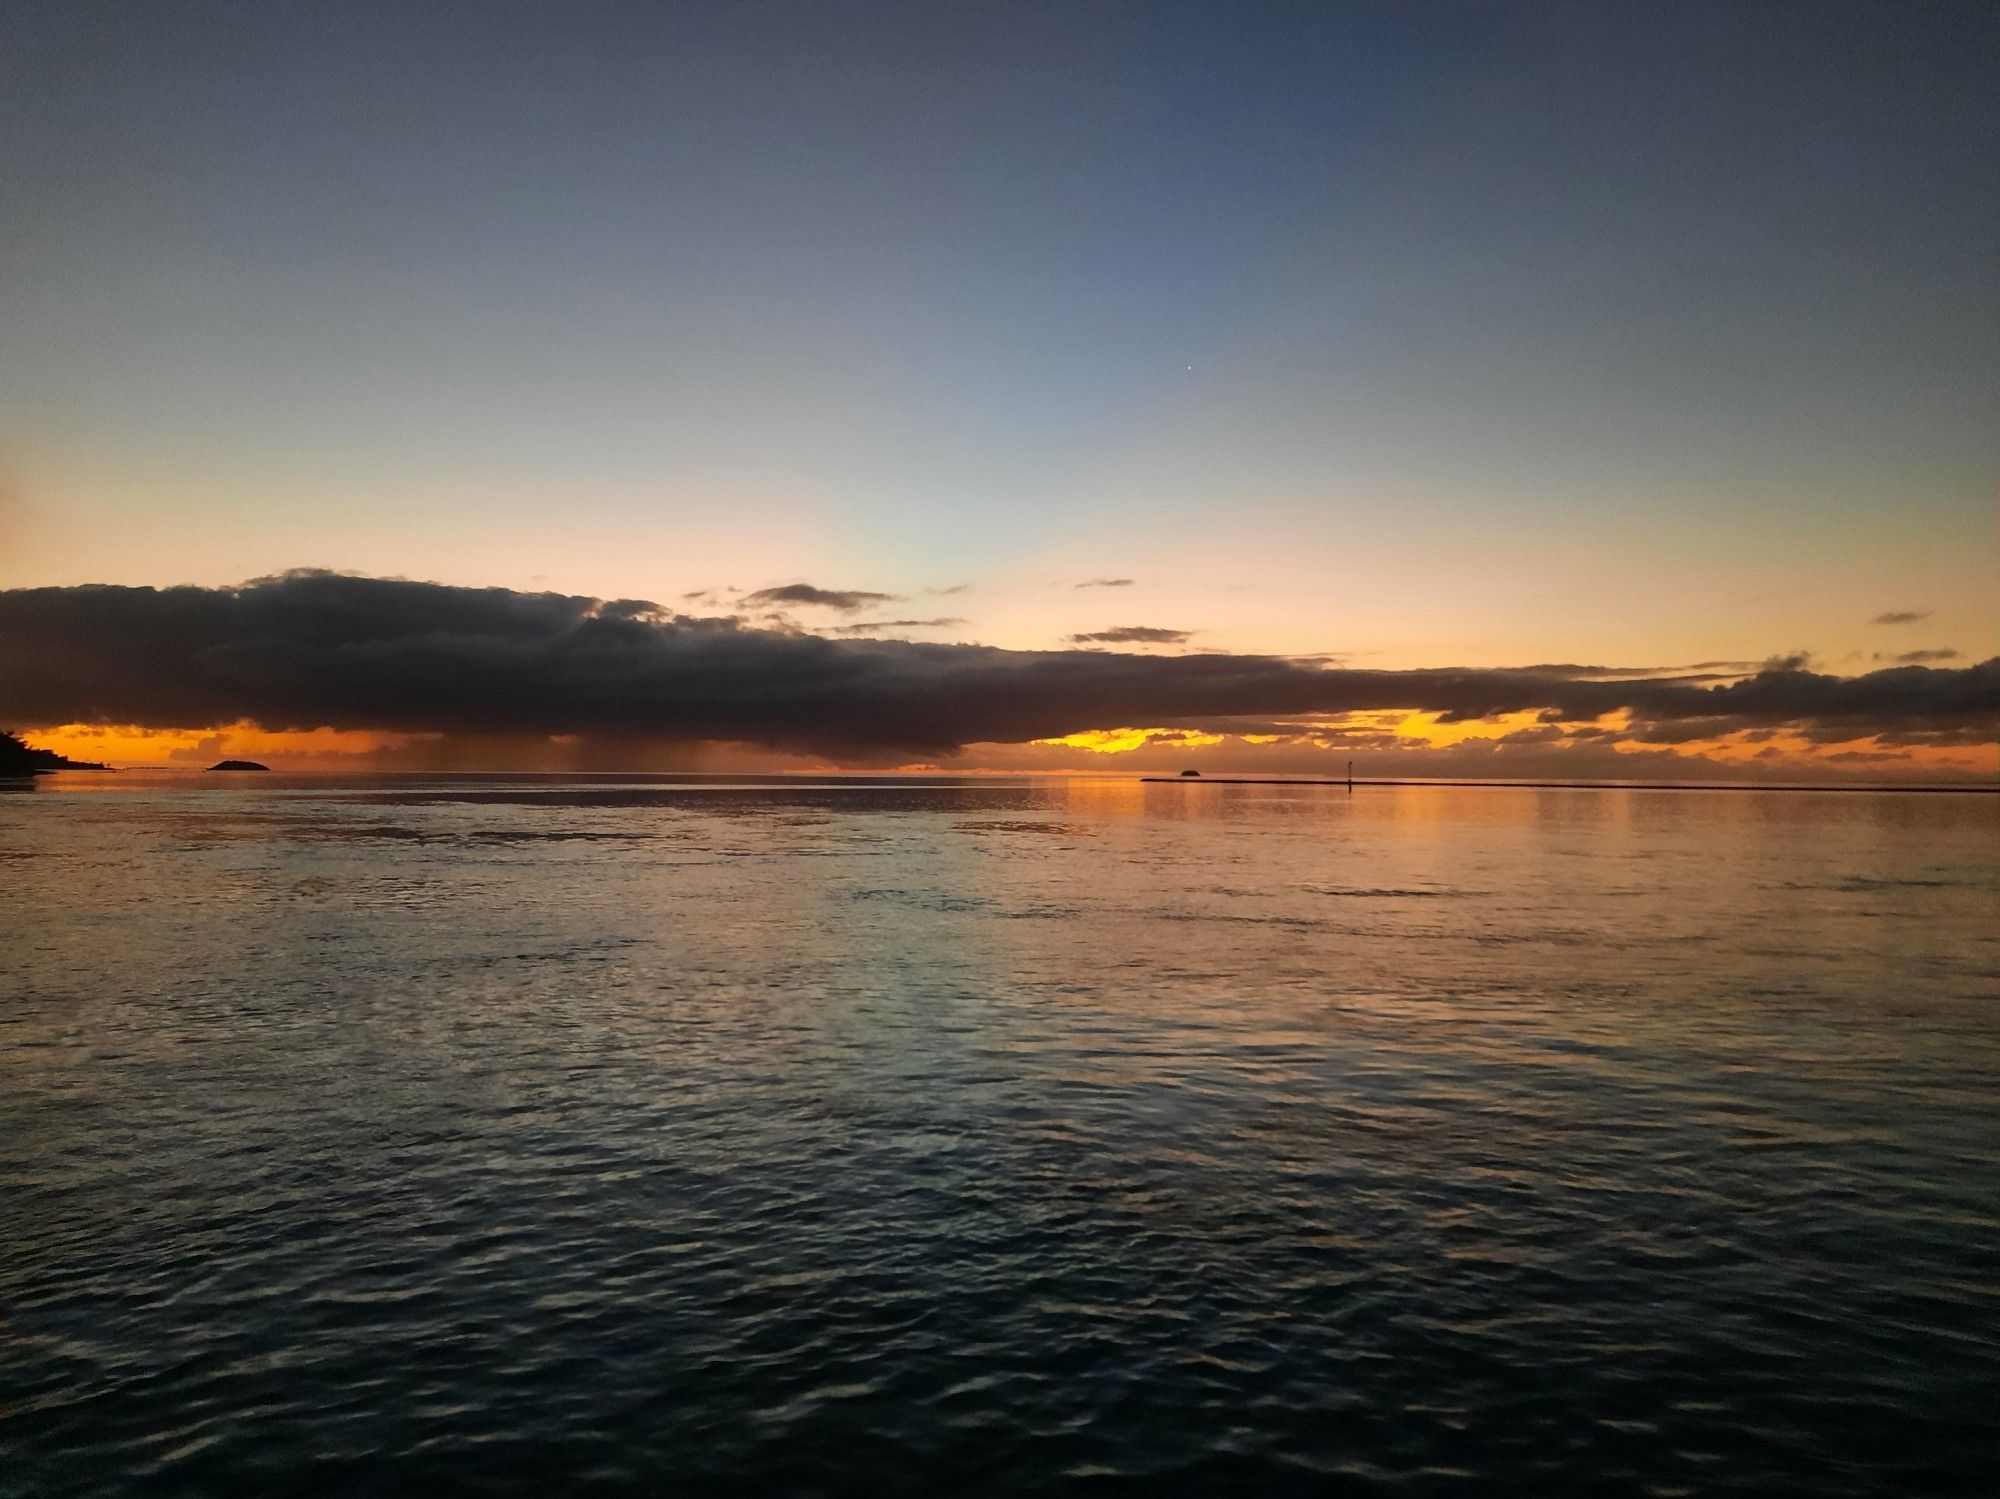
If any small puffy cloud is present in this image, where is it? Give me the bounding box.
[1760,651,1815,672]
[743,583,898,612]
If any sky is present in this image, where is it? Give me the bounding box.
[1,1,1995,777]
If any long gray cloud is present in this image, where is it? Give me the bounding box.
[1881,648,1959,665]
[825,617,967,636]
[742,583,897,612]
[1,572,1993,757]
[1068,626,1193,645]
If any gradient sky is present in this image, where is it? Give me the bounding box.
[1,1,1995,772]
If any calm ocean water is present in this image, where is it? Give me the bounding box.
[3,773,1997,1497]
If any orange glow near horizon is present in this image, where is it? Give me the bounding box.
[17,719,1992,780]
[1032,727,1228,754]
[1390,710,1549,746]
[29,722,406,768]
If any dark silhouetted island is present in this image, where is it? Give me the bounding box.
[1,731,110,776]
[208,760,271,771]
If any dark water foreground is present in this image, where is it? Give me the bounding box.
[3,774,1996,1497]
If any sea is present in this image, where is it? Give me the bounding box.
[3,773,1996,1497]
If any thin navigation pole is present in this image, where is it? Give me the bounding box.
[1347,759,1353,792]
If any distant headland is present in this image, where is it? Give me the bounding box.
[1,731,111,775]
[208,759,271,772]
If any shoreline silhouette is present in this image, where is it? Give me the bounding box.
[0,732,110,776]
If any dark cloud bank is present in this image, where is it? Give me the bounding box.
[2,573,1993,761]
